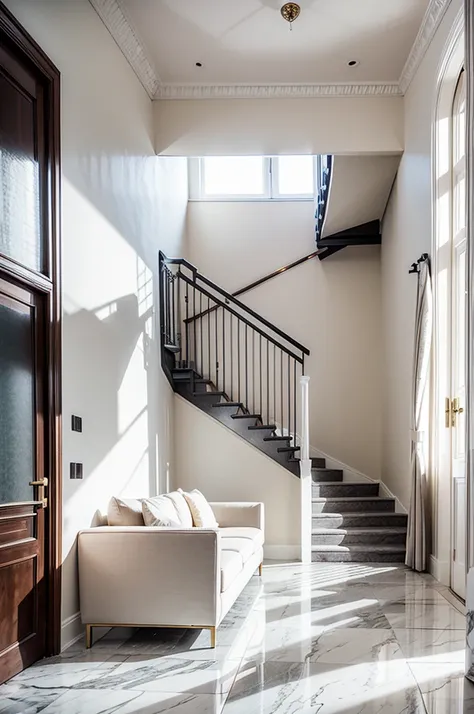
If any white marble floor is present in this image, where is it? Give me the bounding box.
[1,563,472,714]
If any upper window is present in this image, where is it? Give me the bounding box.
[189,156,315,200]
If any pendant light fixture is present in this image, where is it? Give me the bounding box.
[280,3,301,30]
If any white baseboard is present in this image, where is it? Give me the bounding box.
[61,611,83,652]
[430,555,450,585]
[265,545,300,561]
[377,482,408,514]
[310,445,407,514]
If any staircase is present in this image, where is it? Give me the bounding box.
[159,245,408,564]
[311,473,408,562]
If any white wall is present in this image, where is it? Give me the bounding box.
[173,396,300,555]
[4,0,188,649]
[381,1,463,516]
[155,97,404,156]
[187,201,383,479]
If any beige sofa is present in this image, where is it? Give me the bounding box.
[78,500,264,648]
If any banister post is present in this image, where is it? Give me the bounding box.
[300,376,311,564]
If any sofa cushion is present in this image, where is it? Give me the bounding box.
[221,539,254,566]
[179,489,219,528]
[107,497,144,526]
[220,527,264,549]
[142,496,182,528]
[220,550,243,592]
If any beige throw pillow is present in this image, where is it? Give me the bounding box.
[108,497,144,526]
[179,488,219,528]
[142,496,182,528]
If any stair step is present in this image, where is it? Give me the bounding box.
[312,497,395,514]
[311,544,406,563]
[311,457,326,469]
[312,527,407,546]
[311,469,343,483]
[193,391,226,399]
[263,436,290,443]
[277,446,300,453]
[312,512,408,528]
[312,482,379,498]
[248,425,276,431]
[231,414,261,421]
[211,402,243,408]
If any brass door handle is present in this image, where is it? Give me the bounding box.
[29,477,48,487]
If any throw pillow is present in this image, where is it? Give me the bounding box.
[165,490,193,528]
[108,497,144,526]
[142,496,182,528]
[179,488,219,528]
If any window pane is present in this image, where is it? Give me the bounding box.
[277,156,314,195]
[203,157,265,195]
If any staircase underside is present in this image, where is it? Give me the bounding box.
[317,220,381,260]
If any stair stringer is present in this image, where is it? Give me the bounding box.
[173,395,302,560]
[309,444,407,514]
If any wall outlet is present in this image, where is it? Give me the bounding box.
[70,462,83,479]
[71,415,82,432]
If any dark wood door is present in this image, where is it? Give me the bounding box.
[0,2,62,684]
[0,280,47,682]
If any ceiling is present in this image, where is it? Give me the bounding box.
[91,0,448,98]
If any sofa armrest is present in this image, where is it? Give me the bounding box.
[209,502,264,533]
[78,527,221,627]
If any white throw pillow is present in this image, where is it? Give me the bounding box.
[165,490,193,528]
[179,489,219,528]
[108,497,144,526]
[142,496,182,528]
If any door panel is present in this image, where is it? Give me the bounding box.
[0,283,46,683]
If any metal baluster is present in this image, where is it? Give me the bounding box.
[215,305,219,390]
[280,350,283,436]
[245,325,248,411]
[288,354,291,443]
[230,315,233,401]
[200,292,203,376]
[185,282,189,367]
[222,307,226,396]
[273,343,276,427]
[193,284,197,369]
[252,330,255,415]
[208,298,211,381]
[266,340,269,427]
[259,334,262,419]
[294,360,297,450]
[238,320,241,404]
[171,274,175,345]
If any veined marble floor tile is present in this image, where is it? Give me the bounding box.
[396,628,466,664]
[76,655,239,695]
[384,602,466,631]
[409,662,474,713]
[246,626,402,665]
[5,653,128,689]
[223,659,424,714]
[41,688,226,714]
[0,684,64,714]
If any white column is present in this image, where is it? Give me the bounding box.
[300,376,312,564]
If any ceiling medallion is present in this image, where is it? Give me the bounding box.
[280,2,301,29]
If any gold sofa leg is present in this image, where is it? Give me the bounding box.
[259,562,263,576]
[86,624,92,649]
[210,627,216,648]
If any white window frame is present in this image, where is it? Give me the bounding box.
[188,157,316,202]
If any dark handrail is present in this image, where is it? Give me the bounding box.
[161,252,309,357]
[178,271,304,363]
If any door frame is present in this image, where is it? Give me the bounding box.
[0,2,62,655]
[431,9,465,588]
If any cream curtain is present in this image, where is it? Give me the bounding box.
[405,260,432,572]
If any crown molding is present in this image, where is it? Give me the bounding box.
[399,0,452,94]
[155,83,402,100]
[89,0,160,99]
[90,0,452,101]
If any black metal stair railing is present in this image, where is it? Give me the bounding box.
[315,154,333,245]
[159,252,310,447]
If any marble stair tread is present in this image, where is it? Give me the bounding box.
[311,527,407,545]
[312,512,408,528]
[312,481,379,495]
[311,544,406,552]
